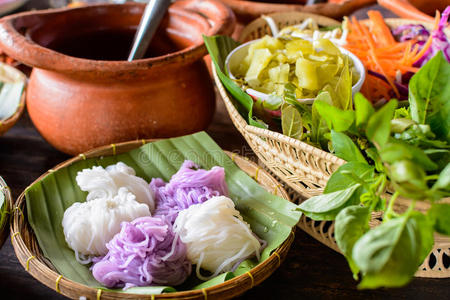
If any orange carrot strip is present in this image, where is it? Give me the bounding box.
[368,11,396,45]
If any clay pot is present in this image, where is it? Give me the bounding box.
[219,0,375,38]
[0,0,235,155]
[378,0,450,23]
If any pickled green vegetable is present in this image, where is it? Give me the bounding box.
[233,36,358,100]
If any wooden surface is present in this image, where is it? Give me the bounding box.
[0,2,449,300]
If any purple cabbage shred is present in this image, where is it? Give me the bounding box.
[393,6,450,66]
[151,160,228,223]
[91,216,191,289]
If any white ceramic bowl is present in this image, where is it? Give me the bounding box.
[225,39,366,104]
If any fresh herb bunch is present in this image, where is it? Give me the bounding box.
[298,52,450,288]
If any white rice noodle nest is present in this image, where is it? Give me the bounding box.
[173,196,262,280]
[62,187,150,260]
[76,162,155,212]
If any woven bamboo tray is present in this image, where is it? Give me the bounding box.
[10,139,295,300]
[213,12,450,278]
[0,176,11,249]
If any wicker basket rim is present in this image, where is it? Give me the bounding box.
[11,139,295,299]
[0,62,27,135]
[0,86,26,129]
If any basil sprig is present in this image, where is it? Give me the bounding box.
[298,52,450,288]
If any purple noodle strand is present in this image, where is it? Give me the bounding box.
[151,160,228,223]
[91,216,191,289]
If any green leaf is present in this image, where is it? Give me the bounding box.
[409,52,450,143]
[25,132,301,293]
[366,100,398,148]
[389,160,428,200]
[281,104,302,139]
[432,163,450,191]
[334,56,352,110]
[354,213,434,289]
[354,93,374,129]
[335,205,370,278]
[203,35,267,128]
[379,140,437,171]
[311,91,332,146]
[314,99,355,132]
[297,184,360,220]
[428,203,450,236]
[331,130,366,163]
[391,118,416,134]
[324,162,374,194]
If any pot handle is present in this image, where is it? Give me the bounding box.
[377,0,434,23]
[177,0,236,37]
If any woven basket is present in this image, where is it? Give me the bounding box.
[213,12,450,278]
[10,140,295,299]
[0,176,11,249]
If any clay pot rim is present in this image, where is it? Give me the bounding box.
[0,0,235,74]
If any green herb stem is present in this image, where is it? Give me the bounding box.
[385,191,399,221]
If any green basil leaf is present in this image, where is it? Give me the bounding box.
[297,184,360,220]
[203,35,267,128]
[324,162,374,193]
[314,100,355,132]
[335,205,370,278]
[366,99,398,148]
[432,163,450,191]
[428,203,450,236]
[379,140,437,171]
[354,212,434,289]
[281,104,303,139]
[389,160,429,200]
[331,130,366,163]
[354,93,375,129]
[409,52,450,143]
[311,92,332,146]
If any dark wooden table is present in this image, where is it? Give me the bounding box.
[0,1,449,299]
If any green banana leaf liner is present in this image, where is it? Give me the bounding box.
[24,132,301,295]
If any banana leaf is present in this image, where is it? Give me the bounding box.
[203,35,268,129]
[25,132,301,294]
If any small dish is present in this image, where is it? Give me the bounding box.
[225,38,366,104]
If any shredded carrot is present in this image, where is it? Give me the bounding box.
[344,10,442,102]
[367,11,396,45]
